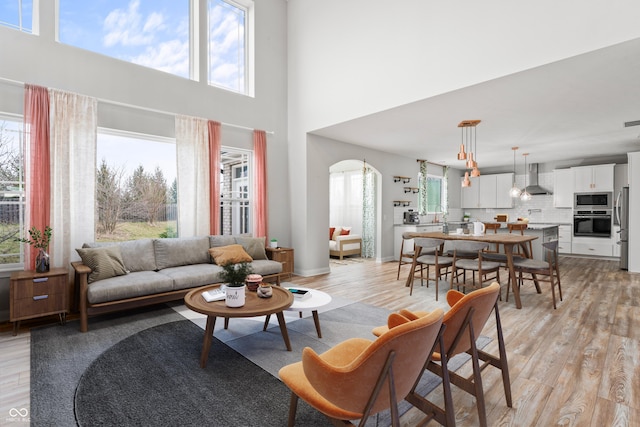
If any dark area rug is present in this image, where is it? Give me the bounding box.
[74,320,328,426]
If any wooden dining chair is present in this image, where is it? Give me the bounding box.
[510,240,563,309]
[450,241,501,293]
[483,222,501,253]
[507,223,533,257]
[409,238,452,300]
[397,232,416,280]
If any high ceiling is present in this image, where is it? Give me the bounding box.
[312,38,640,172]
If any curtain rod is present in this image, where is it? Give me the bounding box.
[0,76,275,135]
[416,159,447,167]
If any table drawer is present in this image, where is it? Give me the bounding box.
[12,275,67,299]
[12,292,67,320]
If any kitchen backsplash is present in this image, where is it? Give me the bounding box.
[395,171,573,225]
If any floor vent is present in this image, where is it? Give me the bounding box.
[624,120,640,127]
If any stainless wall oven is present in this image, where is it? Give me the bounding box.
[573,210,612,238]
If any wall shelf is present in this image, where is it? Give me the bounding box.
[393,201,411,207]
[404,187,419,194]
[393,176,411,184]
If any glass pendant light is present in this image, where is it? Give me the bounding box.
[509,147,522,198]
[520,153,532,201]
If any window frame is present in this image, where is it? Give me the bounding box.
[426,174,445,214]
[219,147,253,235]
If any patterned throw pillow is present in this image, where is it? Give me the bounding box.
[76,246,129,284]
[208,244,253,265]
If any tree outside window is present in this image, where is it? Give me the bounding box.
[0,118,25,268]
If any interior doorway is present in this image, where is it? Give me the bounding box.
[329,160,382,262]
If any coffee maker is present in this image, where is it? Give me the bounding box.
[403,210,420,224]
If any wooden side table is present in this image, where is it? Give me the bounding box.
[266,247,294,278]
[10,267,69,335]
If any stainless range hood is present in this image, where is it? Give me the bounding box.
[524,163,552,195]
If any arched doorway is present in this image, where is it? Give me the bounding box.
[329,160,382,261]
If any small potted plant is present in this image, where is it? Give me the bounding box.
[220,262,253,307]
[270,238,278,248]
[16,225,52,273]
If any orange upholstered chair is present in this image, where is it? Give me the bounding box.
[278,309,445,427]
[372,282,511,427]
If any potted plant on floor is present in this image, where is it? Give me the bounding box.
[16,225,52,273]
[220,262,253,307]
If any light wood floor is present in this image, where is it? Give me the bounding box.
[2,256,639,426]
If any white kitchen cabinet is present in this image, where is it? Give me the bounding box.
[573,164,614,192]
[460,173,513,209]
[558,224,572,254]
[495,173,514,208]
[572,237,613,257]
[460,176,479,208]
[613,225,621,257]
[553,169,573,208]
[478,175,497,208]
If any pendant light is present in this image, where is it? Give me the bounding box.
[520,153,532,201]
[457,120,481,186]
[509,147,522,198]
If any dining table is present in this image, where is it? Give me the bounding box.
[404,231,538,309]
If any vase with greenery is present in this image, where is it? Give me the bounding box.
[220,262,253,307]
[16,225,52,273]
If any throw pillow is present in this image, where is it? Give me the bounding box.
[329,227,335,240]
[76,246,129,284]
[340,228,351,236]
[208,244,253,265]
[331,227,342,241]
[234,236,267,260]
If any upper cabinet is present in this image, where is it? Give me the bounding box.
[553,168,573,208]
[461,173,513,209]
[573,164,614,192]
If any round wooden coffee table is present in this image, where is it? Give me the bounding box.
[185,284,294,368]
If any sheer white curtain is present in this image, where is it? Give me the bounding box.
[361,164,376,258]
[329,170,362,234]
[176,115,210,236]
[49,89,97,268]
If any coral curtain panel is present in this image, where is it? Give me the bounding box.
[49,89,97,270]
[23,84,50,271]
[176,115,210,237]
[253,130,268,239]
[208,121,221,235]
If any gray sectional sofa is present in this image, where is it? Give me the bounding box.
[72,235,283,332]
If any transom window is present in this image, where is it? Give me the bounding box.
[58,0,190,79]
[208,0,249,94]
[0,0,33,33]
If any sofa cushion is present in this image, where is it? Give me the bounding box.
[249,259,283,276]
[86,271,174,304]
[154,237,211,270]
[208,244,253,265]
[234,236,267,260]
[76,246,128,284]
[209,235,237,248]
[158,264,224,291]
[82,239,157,272]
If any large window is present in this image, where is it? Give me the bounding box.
[220,148,252,235]
[96,130,177,241]
[0,0,33,33]
[208,0,250,94]
[59,0,190,79]
[0,117,25,269]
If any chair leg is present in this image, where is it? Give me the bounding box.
[467,322,488,427]
[493,301,513,407]
[287,392,299,427]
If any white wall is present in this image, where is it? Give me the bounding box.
[0,0,289,321]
